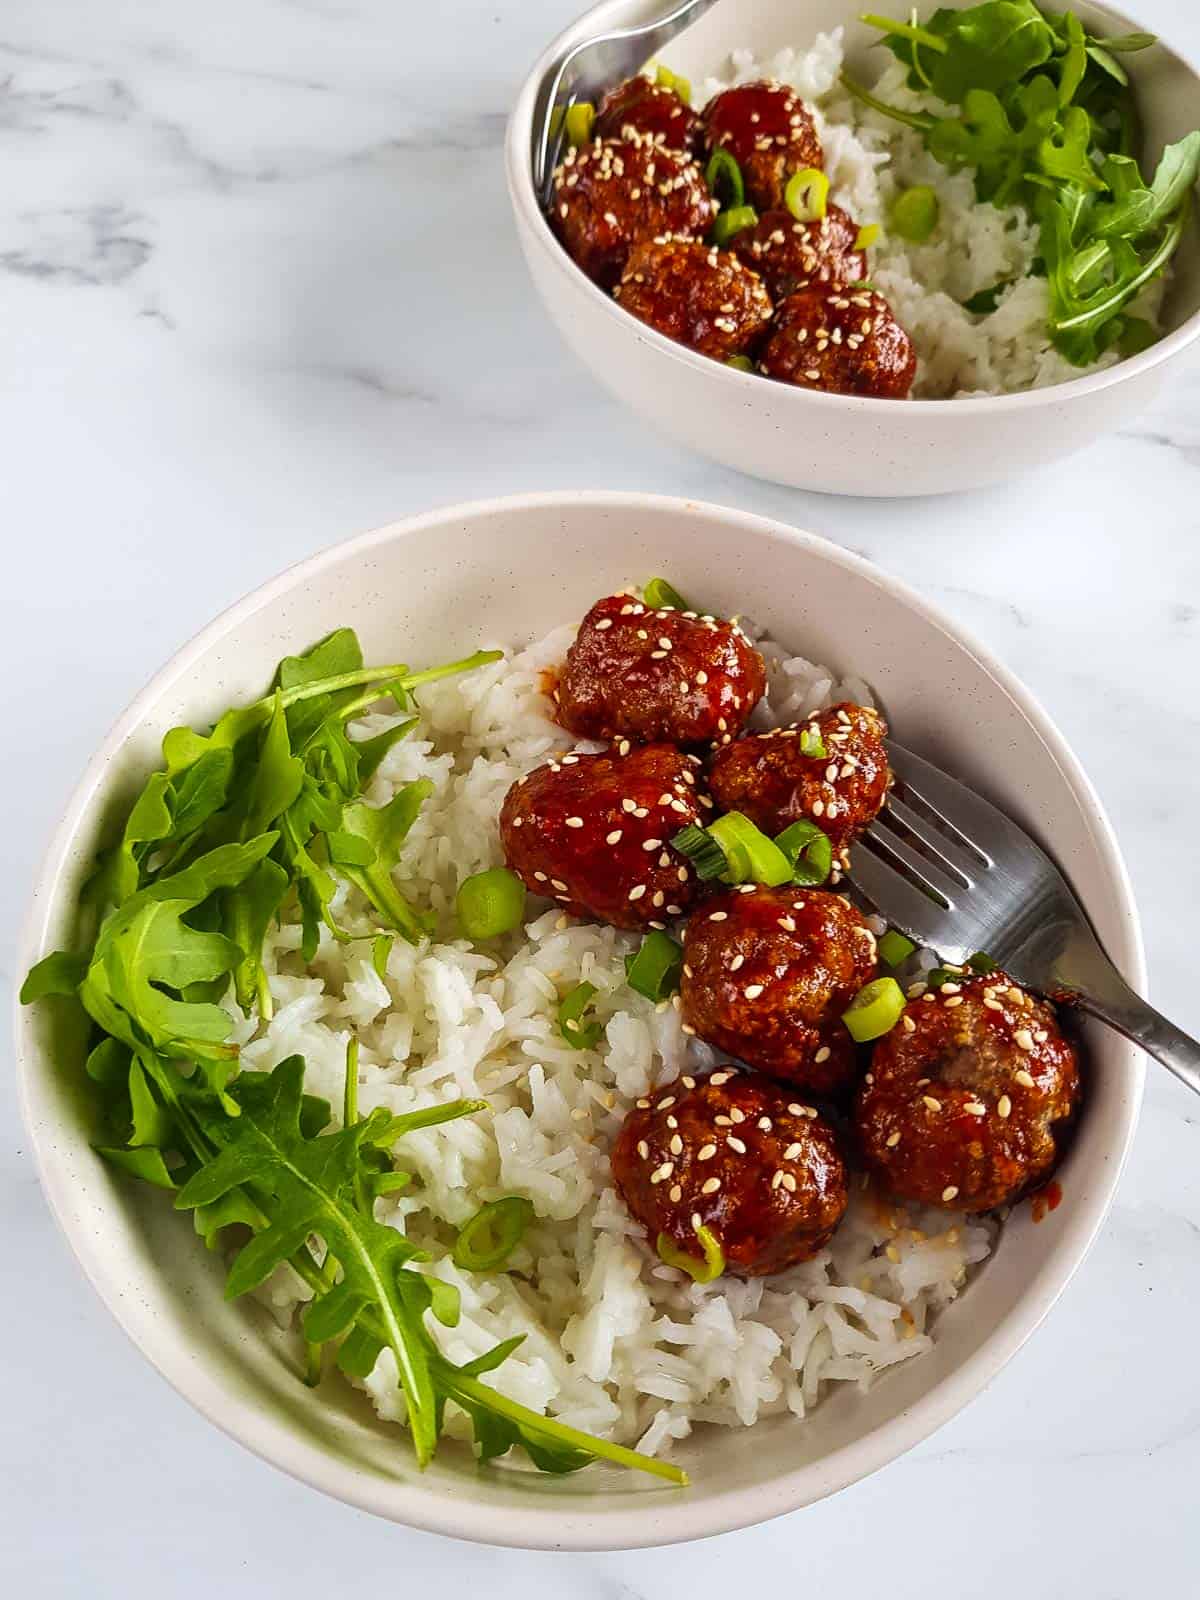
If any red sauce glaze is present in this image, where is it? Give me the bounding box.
[759,285,917,398]
[594,77,703,157]
[550,137,716,289]
[615,238,773,360]
[556,593,767,748]
[1030,1179,1064,1222]
[611,1069,849,1275]
[701,80,824,211]
[708,702,890,861]
[499,742,708,930]
[855,972,1082,1213]
[681,886,878,1092]
[733,205,866,300]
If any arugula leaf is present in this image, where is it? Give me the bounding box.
[127,1056,173,1147]
[227,858,290,1017]
[1091,132,1200,237]
[178,1058,448,1465]
[372,932,394,980]
[19,950,86,1003]
[336,783,435,943]
[96,1144,177,1189]
[929,1,1055,100]
[1057,11,1087,107]
[856,4,1196,366]
[80,835,278,1102]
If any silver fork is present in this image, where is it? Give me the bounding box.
[849,742,1200,1093]
[531,0,720,207]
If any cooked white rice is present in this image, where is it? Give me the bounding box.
[696,29,1164,398]
[226,620,995,1467]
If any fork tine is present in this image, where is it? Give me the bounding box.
[848,846,966,956]
[886,743,1027,866]
[880,793,978,887]
[864,817,964,906]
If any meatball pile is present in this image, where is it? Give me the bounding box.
[494,586,1082,1283]
[549,75,916,398]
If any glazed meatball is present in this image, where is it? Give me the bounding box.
[556,592,767,747]
[855,972,1082,1213]
[759,285,917,399]
[701,80,823,211]
[708,702,890,864]
[732,205,866,299]
[500,742,707,929]
[681,886,878,1093]
[615,239,773,360]
[550,137,715,289]
[594,76,702,156]
[612,1069,849,1276]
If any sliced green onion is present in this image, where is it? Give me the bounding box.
[655,63,692,104]
[785,167,829,222]
[452,1196,534,1272]
[878,929,916,967]
[643,577,690,611]
[773,818,832,887]
[854,222,882,250]
[558,981,603,1049]
[725,354,754,372]
[456,867,526,939]
[705,148,745,210]
[565,101,596,148]
[707,812,793,887]
[625,931,684,1001]
[967,950,998,974]
[842,975,907,1042]
[889,185,940,242]
[656,1223,724,1283]
[712,204,758,246]
[671,822,730,882]
[798,727,827,758]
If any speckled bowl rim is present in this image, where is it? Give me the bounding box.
[14,491,1147,1550]
[506,0,1200,414]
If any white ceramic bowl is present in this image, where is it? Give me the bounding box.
[506,0,1200,496]
[16,492,1145,1548]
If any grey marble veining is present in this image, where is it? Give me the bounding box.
[2,1,1199,1593]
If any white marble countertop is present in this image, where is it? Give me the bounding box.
[3,0,1199,1592]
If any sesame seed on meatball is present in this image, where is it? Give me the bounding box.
[855,972,1082,1212]
[499,741,708,930]
[681,886,878,1092]
[551,136,715,289]
[594,76,703,157]
[708,702,891,867]
[759,284,917,398]
[615,238,774,361]
[556,592,767,748]
[701,80,823,211]
[732,204,866,300]
[612,1069,849,1276]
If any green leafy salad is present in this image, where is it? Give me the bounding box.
[842,0,1200,363]
[22,628,685,1485]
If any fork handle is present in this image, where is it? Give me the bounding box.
[1072,976,1200,1098]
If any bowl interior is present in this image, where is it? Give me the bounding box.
[17,494,1145,1548]
[525,0,1200,338]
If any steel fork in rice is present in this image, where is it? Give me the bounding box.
[848,742,1200,1092]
